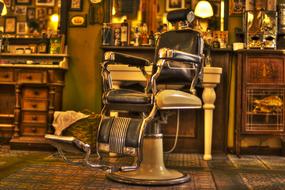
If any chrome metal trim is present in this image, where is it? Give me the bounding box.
[104,51,115,61]
[144,133,163,138]
[157,105,202,110]
[109,117,130,154]
[158,48,169,59]
[98,143,110,152]
[137,104,157,165]
[123,147,137,156]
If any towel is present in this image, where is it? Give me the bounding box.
[52,111,89,136]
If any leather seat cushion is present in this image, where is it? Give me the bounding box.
[155,89,202,109]
[106,89,151,104]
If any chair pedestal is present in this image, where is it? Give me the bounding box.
[107,136,190,185]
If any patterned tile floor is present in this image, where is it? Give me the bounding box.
[0,145,285,190]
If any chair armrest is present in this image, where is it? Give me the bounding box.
[104,51,151,67]
[158,48,202,63]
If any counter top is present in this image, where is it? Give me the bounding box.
[0,53,69,57]
[0,63,68,69]
[236,49,285,54]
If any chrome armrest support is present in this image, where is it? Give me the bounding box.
[158,48,202,63]
[104,51,151,67]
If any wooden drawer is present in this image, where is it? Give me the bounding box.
[22,99,48,111]
[48,70,65,83]
[246,57,284,84]
[22,112,47,124]
[0,69,14,82]
[17,70,47,84]
[21,125,46,136]
[22,87,48,99]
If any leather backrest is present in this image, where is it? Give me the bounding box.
[153,29,203,84]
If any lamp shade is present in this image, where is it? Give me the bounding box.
[0,0,7,16]
[194,1,213,18]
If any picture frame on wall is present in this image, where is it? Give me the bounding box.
[166,0,185,12]
[26,7,36,21]
[15,6,27,15]
[15,0,32,5]
[70,0,83,11]
[69,14,87,27]
[4,17,17,34]
[17,22,28,34]
[36,7,47,19]
[229,0,245,15]
[36,0,55,6]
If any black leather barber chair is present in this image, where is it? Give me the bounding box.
[46,8,205,185]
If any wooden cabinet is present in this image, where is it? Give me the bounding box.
[0,53,68,148]
[235,50,285,155]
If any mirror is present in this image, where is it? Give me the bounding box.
[109,0,226,33]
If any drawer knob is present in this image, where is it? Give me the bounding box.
[3,74,9,78]
[31,128,37,133]
[34,91,40,96]
[27,75,33,80]
[32,104,37,108]
[32,116,38,121]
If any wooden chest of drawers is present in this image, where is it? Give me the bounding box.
[0,55,68,147]
[21,87,48,137]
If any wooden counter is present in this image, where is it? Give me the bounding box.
[0,53,68,149]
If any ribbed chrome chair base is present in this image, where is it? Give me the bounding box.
[107,136,190,185]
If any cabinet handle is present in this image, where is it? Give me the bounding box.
[26,75,33,80]
[34,91,40,96]
[3,74,9,78]
[32,116,38,121]
[31,128,37,133]
[31,104,37,108]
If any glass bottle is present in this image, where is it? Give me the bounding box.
[49,34,62,54]
[120,19,128,46]
[3,36,9,53]
[141,23,148,46]
[114,27,121,46]
[134,26,140,47]
[102,23,112,46]
[148,31,155,47]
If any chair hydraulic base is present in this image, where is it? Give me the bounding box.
[107,135,190,185]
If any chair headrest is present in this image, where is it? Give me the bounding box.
[167,8,195,24]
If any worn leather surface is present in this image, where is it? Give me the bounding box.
[156,90,202,109]
[167,8,193,23]
[98,117,114,144]
[154,29,202,84]
[104,52,151,67]
[105,89,151,104]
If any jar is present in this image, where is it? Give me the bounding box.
[25,48,32,54]
[16,48,24,54]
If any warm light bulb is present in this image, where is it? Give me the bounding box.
[194,1,213,18]
[51,14,59,23]
[0,0,7,16]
